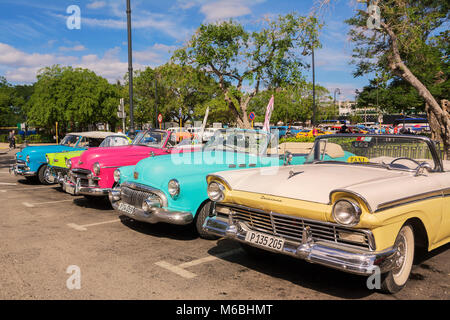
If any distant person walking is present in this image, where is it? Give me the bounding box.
[8,130,16,150]
[339,123,348,133]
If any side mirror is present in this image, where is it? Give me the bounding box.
[415,162,433,176]
[283,151,293,166]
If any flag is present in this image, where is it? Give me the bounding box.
[262,95,274,133]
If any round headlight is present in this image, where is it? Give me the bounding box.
[26,155,30,163]
[207,182,225,202]
[66,158,72,169]
[113,169,121,182]
[168,179,180,198]
[332,199,362,226]
[93,162,101,175]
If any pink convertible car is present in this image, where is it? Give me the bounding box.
[62,129,197,199]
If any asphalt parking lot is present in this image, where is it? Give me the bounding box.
[0,149,449,300]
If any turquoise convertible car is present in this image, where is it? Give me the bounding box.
[109,129,352,238]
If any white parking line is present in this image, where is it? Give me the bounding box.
[67,219,121,231]
[22,199,73,207]
[0,182,17,185]
[0,186,55,192]
[155,248,242,279]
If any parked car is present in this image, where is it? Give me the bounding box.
[10,131,114,184]
[108,129,343,239]
[296,128,332,138]
[202,128,222,142]
[203,134,449,293]
[45,133,131,185]
[62,129,185,199]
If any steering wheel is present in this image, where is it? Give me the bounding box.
[389,157,422,169]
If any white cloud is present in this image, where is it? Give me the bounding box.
[176,0,265,22]
[315,47,353,72]
[59,45,87,52]
[200,0,265,22]
[134,44,177,65]
[87,1,107,10]
[0,43,146,83]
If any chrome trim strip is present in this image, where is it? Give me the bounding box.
[206,174,232,190]
[329,189,373,213]
[203,216,393,276]
[375,189,445,212]
[221,202,375,251]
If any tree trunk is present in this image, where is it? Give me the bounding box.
[382,21,450,160]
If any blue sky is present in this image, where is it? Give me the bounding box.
[0,0,370,100]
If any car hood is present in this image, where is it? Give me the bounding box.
[74,145,168,169]
[211,163,439,212]
[17,145,81,160]
[130,151,275,190]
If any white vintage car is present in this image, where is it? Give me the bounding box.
[203,134,450,293]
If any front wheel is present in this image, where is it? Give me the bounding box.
[380,224,415,294]
[195,201,219,240]
[38,165,51,185]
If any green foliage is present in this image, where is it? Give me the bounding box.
[346,0,449,114]
[173,13,321,127]
[248,83,331,124]
[27,65,121,131]
[280,136,316,143]
[0,76,33,126]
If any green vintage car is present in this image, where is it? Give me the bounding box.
[45,133,131,185]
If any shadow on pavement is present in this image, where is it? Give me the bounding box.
[119,215,198,241]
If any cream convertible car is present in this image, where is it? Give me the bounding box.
[203,135,449,293]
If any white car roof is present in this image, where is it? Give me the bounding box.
[67,131,115,139]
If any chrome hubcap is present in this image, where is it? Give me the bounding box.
[393,234,407,274]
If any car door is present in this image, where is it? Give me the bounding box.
[434,168,450,246]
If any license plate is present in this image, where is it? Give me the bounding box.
[118,202,135,215]
[65,184,76,195]
[245,231,284,251]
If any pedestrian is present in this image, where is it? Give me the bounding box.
[8,130,16,150]
[339,123,348,133]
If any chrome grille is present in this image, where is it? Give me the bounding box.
[229,205,371,250]
[121,185,161,208]
[70,169,91,186]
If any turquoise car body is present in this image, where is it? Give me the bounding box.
[115,151,307,217]
[111,129,353,231]
[11,142,85,178]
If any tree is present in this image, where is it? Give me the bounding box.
[28,65,121,132]
[346,0,450,158]
[129,63,224,127]
[173,13,321,128]
[248,82,330,125]
[0,77,33,127]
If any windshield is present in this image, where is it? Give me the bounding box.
[99,136,130,147]
[203,129,269,155]
[132,130,167,148]
[306,135,439,171]
[60,135,80,147]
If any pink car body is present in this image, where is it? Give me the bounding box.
[62,129,194,197]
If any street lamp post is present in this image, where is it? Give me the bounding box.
[334,88,341,119]
[312,45,316,127]
[126,0,135,137]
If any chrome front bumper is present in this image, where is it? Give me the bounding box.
[109,188,193,225]
[203,217,398,276]
[62,179,110,196]
[9,164,36,177]
[45,167,67,185]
